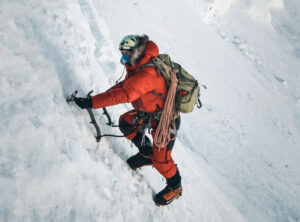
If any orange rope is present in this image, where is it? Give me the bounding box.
[154,70,178,149]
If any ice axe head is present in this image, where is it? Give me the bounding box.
[66,90,78,103]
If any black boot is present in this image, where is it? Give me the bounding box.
[127,133,153,170]
[127,152,153,170]
[153,184,182,206]
[154,170,182,206]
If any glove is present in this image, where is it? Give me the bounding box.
[74,97,93,109]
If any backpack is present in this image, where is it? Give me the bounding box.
[142,54,203,115]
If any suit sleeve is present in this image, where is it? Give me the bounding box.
[92,67,157,109]
[105,80,124,92]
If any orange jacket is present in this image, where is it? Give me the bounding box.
[91,41,168,113]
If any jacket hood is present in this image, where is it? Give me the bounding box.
[129,35,159,67]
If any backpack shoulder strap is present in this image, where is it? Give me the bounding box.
[135,62,156,73]
[151,91,166,101]
[134,61,167,102]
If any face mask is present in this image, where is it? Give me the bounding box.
[120,54,130,65]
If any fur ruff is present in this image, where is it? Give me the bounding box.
[130,35,149,66]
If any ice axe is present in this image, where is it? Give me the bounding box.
[66,90,101,142]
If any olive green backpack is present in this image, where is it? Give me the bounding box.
[141,54,204,116]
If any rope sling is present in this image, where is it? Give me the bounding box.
[153,70,178,149]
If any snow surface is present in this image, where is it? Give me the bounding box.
[1,0,300,221]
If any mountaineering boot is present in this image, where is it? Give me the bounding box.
[127,132,153,170]
[127,153,152,170]
[154,170,182,206]
[153,184,182,206]
[127,153,153,170]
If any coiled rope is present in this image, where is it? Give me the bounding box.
[154,70,178,149]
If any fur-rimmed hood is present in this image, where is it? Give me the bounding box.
[130,35,149,66]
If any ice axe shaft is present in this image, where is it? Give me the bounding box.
[66,90,101,142]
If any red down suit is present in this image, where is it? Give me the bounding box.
[91,41,179,179]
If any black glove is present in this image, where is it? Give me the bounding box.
[74,97,93,109]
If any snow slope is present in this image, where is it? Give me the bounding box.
[0,0,299,221]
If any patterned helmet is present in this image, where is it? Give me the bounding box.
[119,35,139,50]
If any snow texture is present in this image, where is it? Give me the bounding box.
[0,0,299,221]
